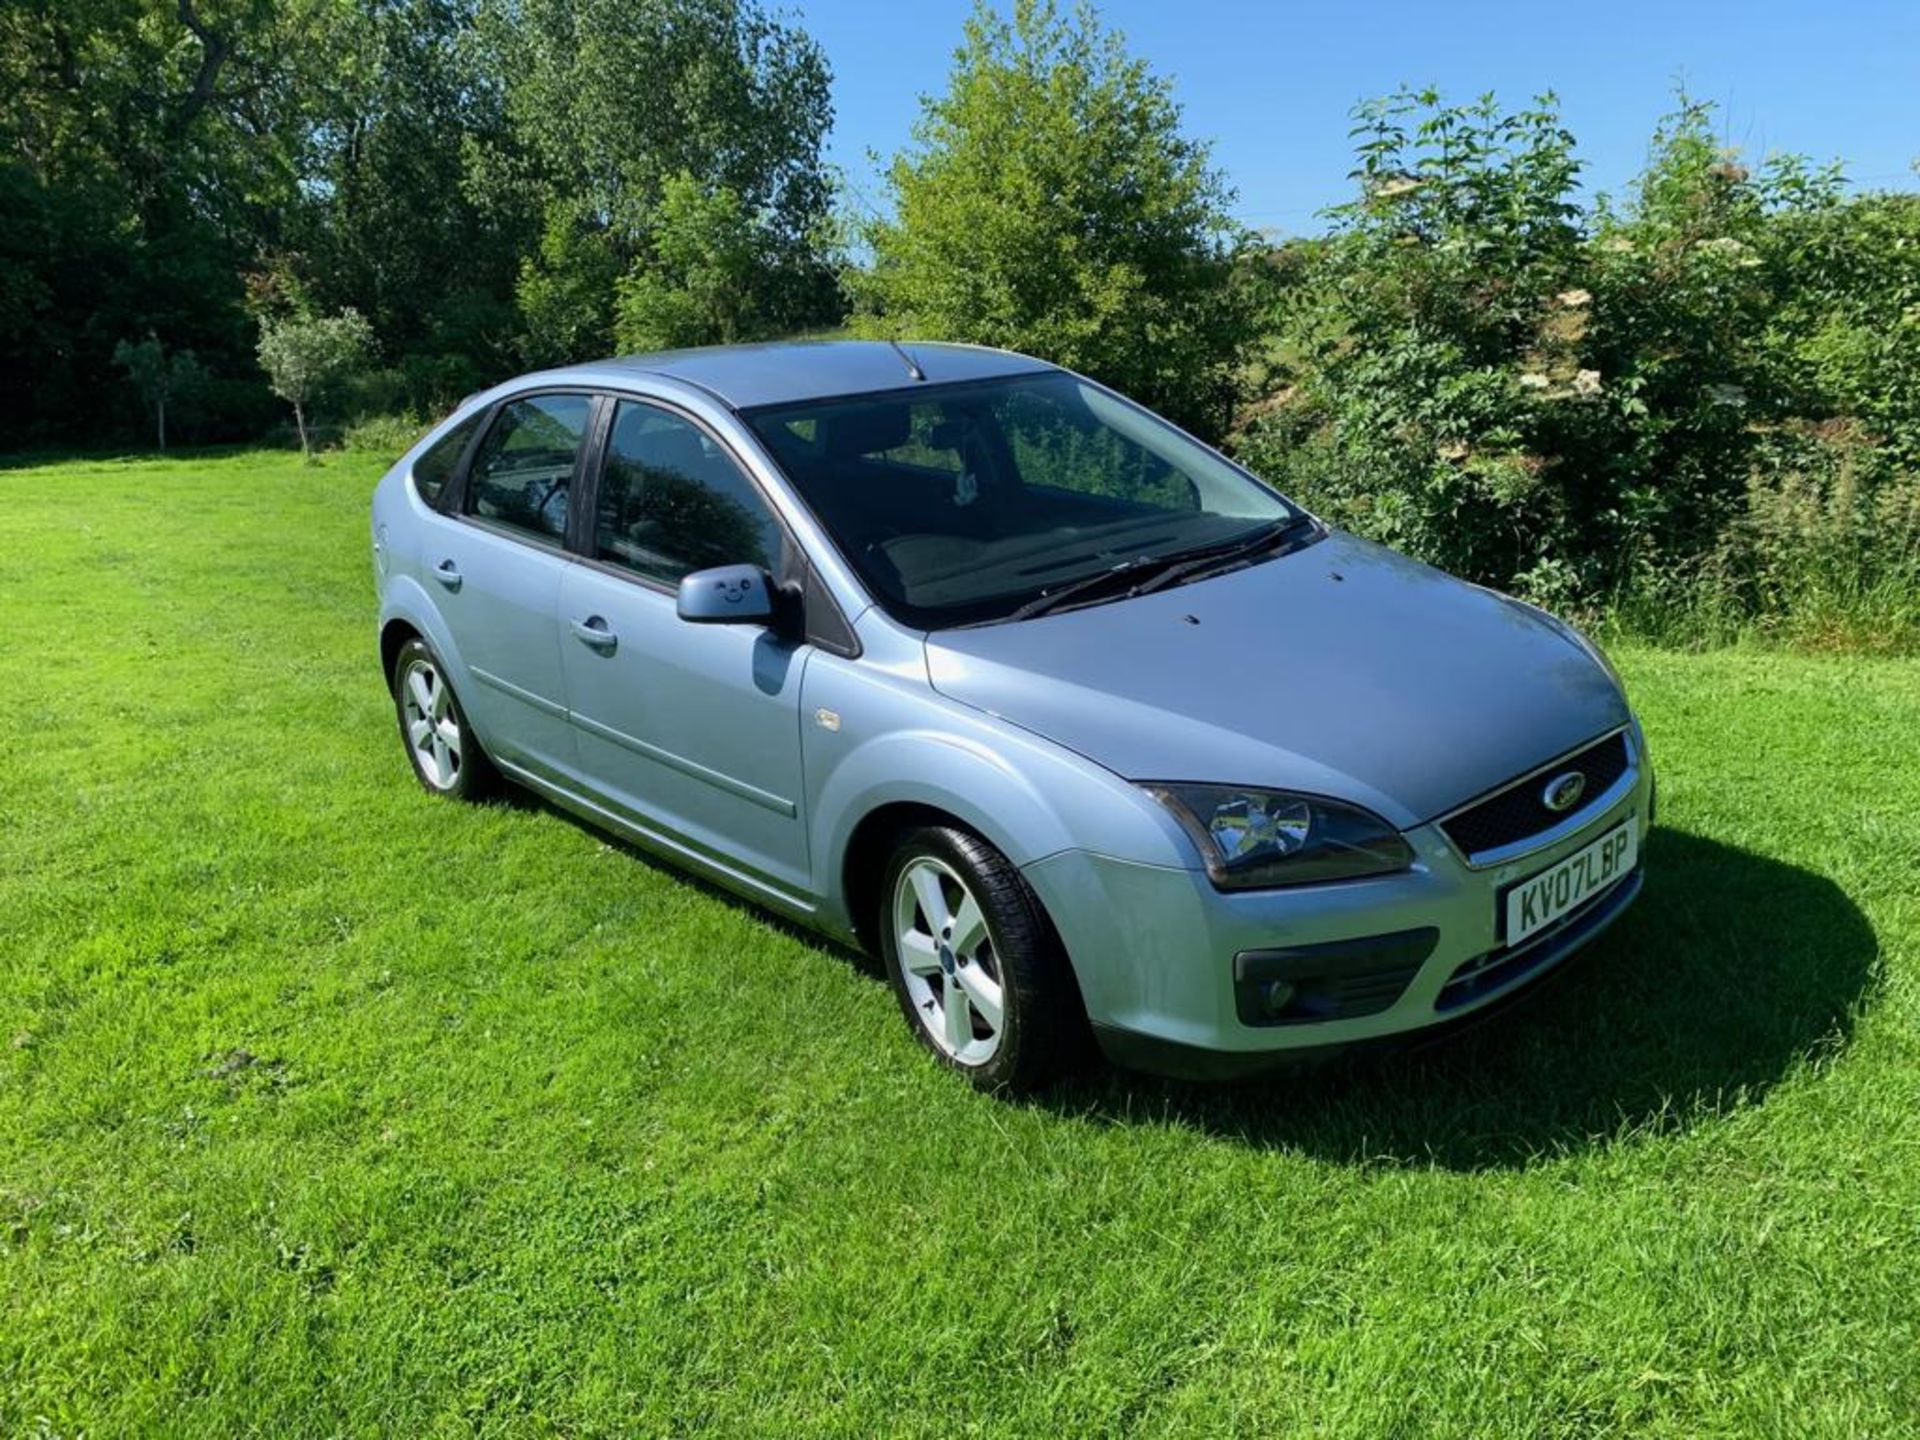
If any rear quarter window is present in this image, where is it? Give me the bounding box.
[411,413,483,506]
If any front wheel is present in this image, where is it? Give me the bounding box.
[878,825,1083,1093]
[391,637,496,800]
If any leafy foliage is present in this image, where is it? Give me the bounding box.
[1235,90,1920,647]
[513,211,628,371]
[112,336,206,451]
[613,172,830,353]
[0,0,337,446]
[853,0,1254,440]
[257,310,375,459]
[4,6,1918,650]
[292,0,527,413]
[480,0,841,365]
[0,0,842,449]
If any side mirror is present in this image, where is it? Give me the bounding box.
[676,564,778,625]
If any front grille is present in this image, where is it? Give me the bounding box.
[1441,732,1630,859]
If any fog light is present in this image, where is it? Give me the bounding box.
[1260,979,1297,1016]
[1233,927,1439,1027]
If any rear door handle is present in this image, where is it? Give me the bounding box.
[432,559,462,591]
[570,616,617,653]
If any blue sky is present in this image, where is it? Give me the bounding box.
[793,0,1920,233]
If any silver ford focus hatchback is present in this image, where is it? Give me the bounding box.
[371,341,1650,1090]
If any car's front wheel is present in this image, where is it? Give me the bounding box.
[878,825,1082,1093]
[391,637,496,800]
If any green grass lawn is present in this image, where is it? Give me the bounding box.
[2,450,1917,1437]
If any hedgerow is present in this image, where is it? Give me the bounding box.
[1233,91,1920,650]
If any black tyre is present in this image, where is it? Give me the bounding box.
[878,824,1084,1092]
[390,636,497,800]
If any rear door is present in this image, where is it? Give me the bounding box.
[557,396,812,895]
[427,390,594,780]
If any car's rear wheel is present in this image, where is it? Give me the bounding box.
[879,825,1081,1093]
[391,637,496,800]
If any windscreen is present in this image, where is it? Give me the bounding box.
[744,371,1295,627]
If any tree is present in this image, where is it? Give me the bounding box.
[256,310,375,460]
[0,0,340,448]
[475,0,841,363]
[1,0,843,447]
[613,172,825,352]
[852,0,1253,439]
[514,211,627,368]
[293,0,530,404]
[112,335,205,450]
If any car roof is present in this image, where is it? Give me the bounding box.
[535,340,1055,411]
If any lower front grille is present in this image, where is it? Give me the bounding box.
[1441,731,1631,859]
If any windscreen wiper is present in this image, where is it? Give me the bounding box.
[1005,552,1171,623]
[1004,515,1317,623]
[1127,513,1320,597]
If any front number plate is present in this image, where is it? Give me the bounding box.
[1503,818,1638,945]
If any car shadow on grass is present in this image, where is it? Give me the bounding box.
[503,790,1877,1169]
[1031,827,1881,1170]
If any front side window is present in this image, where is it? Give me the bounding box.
[466,393,591,544]
[594,400,782,585]
[412,411,482,506]
[744,372,1297,626]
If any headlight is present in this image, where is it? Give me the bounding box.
[1142,783,1414,890]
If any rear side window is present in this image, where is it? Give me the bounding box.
[466,394,592,544]
[594,400,781,584]
[411,413,481,506]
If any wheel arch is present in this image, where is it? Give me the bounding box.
[841,801,972,957]
[815,723,1189,959]
[380,616,421,687]
[378,578,473,690]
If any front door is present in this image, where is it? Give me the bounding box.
[558,397,811,896]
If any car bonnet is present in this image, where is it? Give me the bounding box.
[922,531,1630,828]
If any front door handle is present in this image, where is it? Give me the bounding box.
[432,559,462,592]
[570,616,618,653]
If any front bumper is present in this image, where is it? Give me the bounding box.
[1022,745,1653,1079]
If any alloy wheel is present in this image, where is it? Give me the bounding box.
[891,855,1006,1066]
[400,655,463,790]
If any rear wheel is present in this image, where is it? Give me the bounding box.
[878,825,1082,1093]
[391,637,496,800]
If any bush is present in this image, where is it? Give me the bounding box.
[398,352,489,415]
[342,412,429,460]
[1233,89,1920,650]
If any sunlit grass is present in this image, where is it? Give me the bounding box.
[1,450,1916,1435]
